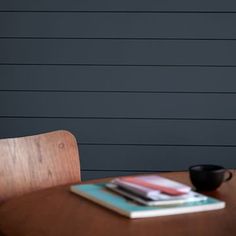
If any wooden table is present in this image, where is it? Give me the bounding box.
[0,171,235,236]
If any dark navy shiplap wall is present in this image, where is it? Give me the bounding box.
[1,0,236,180]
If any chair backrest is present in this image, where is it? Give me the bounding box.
[0,130,81,204]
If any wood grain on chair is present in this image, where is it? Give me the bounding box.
[0,130,81,204]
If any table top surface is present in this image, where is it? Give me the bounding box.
[0,171,236,236]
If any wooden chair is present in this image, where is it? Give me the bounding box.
[0,130,81,204]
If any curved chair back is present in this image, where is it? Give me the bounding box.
[0,130,81,204]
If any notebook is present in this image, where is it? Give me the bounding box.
[111,175,191,199]
[70,183,225,219]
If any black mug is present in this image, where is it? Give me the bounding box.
[189,164,233,191]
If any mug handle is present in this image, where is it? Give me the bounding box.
[224,170,233,182]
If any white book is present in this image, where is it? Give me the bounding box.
[106,183,207,206]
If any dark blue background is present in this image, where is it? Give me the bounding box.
[1,0,236,180]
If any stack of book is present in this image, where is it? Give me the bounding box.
[71,175,225,219]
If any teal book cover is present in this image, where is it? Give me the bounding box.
[70,183,225,219]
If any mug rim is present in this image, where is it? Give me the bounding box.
[189,164,225,172]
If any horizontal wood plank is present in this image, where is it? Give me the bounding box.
[80,145,236,170]
[0,118,236,145]
[0,92,236,119]
[1,39,236,65]
[1,66,236,92]
[81,171,150,180]
[1,13,236,38]
[1,0,236,12]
